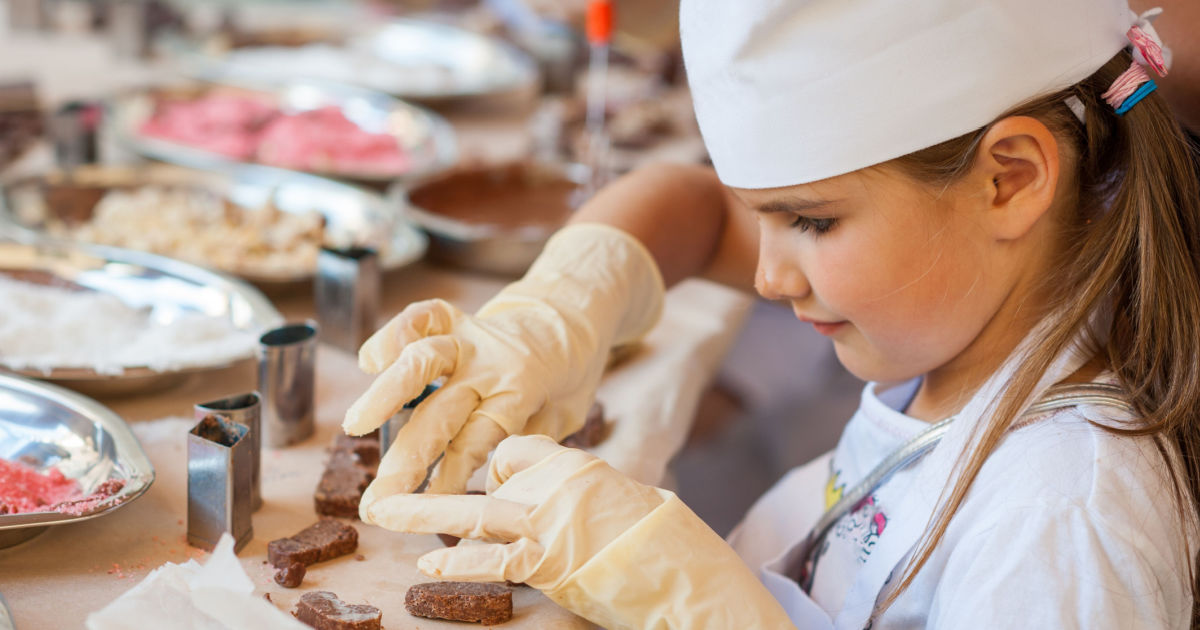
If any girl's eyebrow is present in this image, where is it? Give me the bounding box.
[755,197,837,214]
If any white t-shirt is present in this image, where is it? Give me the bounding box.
[740,377,1196,628]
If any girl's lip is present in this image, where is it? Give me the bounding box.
[811,321,846,336]
[797,316,847,335]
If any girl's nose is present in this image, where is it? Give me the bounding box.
[755,237,810,301]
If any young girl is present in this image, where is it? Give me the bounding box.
[343,0,1200,627]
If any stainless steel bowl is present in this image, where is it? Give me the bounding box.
[391,161,587,276]
[0,163,428,287]
[0,239,282,395]
[0,373,155,548]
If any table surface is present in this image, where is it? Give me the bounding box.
[0,12,744,629]
[0,265,751,629]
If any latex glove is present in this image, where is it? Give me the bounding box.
[368,435,797,630]
[343,223,664,516]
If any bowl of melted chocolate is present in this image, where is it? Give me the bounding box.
[394,161,586,275]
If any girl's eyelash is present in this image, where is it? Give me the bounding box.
[789,215,837,235]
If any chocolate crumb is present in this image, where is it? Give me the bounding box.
[274,562,306,588]
[354,554,365,561]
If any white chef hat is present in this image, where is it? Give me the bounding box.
[682,0,1135,189]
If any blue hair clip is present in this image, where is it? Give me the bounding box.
[1115,79,1157,116]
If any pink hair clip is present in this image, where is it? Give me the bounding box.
[1127,24,1167,77]
[1101,12,1170,114]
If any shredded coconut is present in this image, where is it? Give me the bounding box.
[0,276,258,375]
[29,186,326,279]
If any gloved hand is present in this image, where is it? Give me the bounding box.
[368,435,796,630]
[343,223,665,517]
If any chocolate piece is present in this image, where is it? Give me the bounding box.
[194,414,242,446]
[407,162,579,230]
[314,435,379,519]
[293,591,381,630]
[406,582,513,625]
[268,519,358,569]
[338,435,380,468]
[43,185,107,225]
[274,562,306,588]
[561,402,608,449]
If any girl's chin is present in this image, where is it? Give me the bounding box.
[831,342,931,384]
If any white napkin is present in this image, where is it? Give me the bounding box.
[85,534,307,630]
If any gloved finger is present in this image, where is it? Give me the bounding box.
[427,413,508,494]
[486,434,570,493]
[358,299,457,374]
[357,383,481,520]
[367,493,535,542]
[343,335,460,436]
[524,399,583,442]
[416,538,546,585]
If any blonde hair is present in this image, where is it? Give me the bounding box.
[886,51,1200,622]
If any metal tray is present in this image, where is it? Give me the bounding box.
[0,164,429,286]
[108,79,458,182]
[173,18,539,101]
[0,239,282,395]
[0,373,155,548]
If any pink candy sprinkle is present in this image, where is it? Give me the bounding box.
[0,458,123,515]
[1127,25,1167,77]
[0,458,82,513]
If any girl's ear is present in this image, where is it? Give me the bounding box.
[970,116,1061,241]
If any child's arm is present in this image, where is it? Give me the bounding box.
[369,435,799,630]
[570,162,759,291]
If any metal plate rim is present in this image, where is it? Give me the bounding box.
[359,18,540,100]
[0,238,283,383]
[0,165,430,287]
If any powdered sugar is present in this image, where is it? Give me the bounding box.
[0,276,258,375]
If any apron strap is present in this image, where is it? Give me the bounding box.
[796,381,1131,592]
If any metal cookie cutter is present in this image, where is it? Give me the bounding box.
[195,392,262,511]
[315,246,380,355]
[49,101,102,172]
[378,384,440,454]
[258,321,318,448]
[187,415,253,552]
